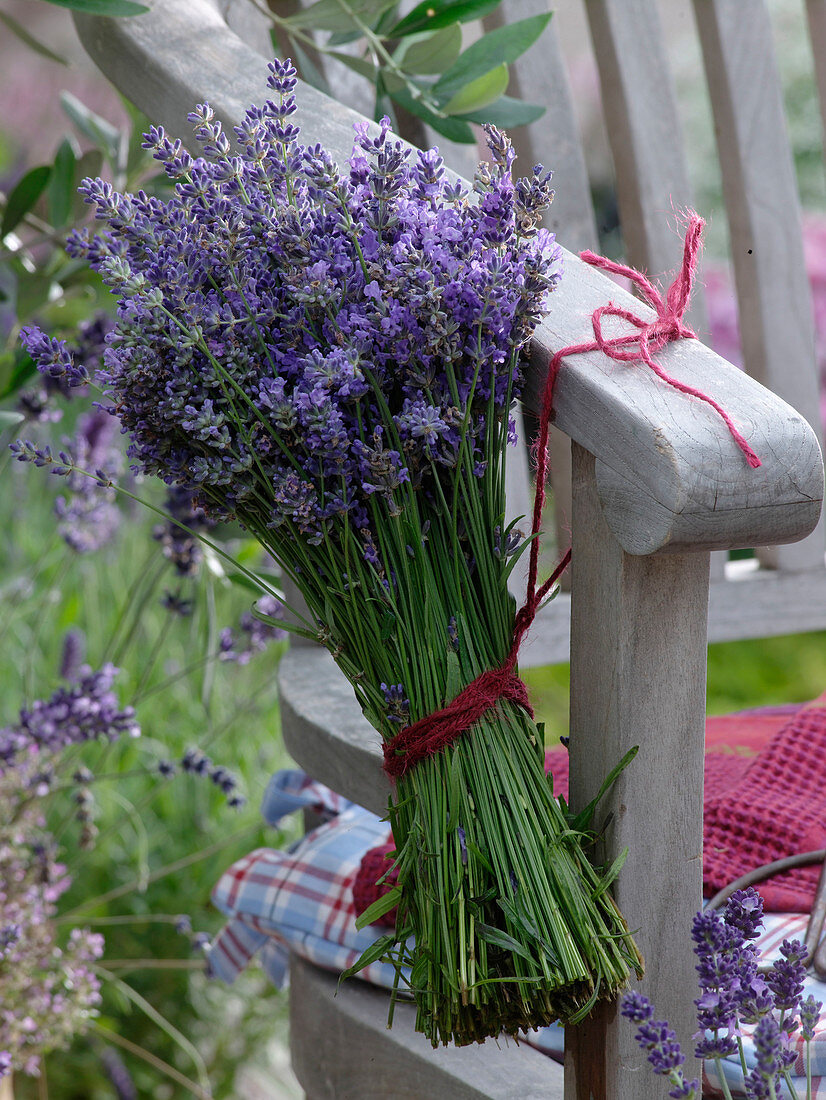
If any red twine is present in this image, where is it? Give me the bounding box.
[382,211,760,781]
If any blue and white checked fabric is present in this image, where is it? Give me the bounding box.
[210,771,401,990]
[211,769,826,1094]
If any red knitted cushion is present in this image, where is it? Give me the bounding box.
[353,697,826,918]
[352,841,398,928]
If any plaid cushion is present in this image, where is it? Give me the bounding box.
[211,794,402,990]
[211,769,826,1095]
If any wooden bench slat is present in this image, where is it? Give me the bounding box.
[693,0,825,573]
[806,0,826,151]
[490,0,600,256]
[583,0,708,336]
[289,955,564,1100]
[565,442,709,1097]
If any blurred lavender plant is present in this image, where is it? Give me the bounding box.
[153,485,216,578]
[622,887,822,1100]
[54,407,123,553]
[0,598,277,1084]
[218,594,288,666]
[0,664,129,1078]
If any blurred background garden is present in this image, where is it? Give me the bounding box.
[2,1,826,1097]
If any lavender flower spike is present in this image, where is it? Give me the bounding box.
[766,939,807,1015]
[19,325,89,388]
[620,992,700,1099]
[745,1013,788,1099]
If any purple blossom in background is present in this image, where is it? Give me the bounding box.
[723,888,764,941]
[800,993,823,1041]
[73,312,115,378]
[218,593,287,664]
[705,213,826,429]
[100,1047,137,1100]
[623,888,821,1097]
[59,629,86,682]
[19,325,89,389]
[181,746,245,807]
[54,408,123,553]
[620,991,699,1099]
[15,312,115,422]
[0,662,139,768]
[0,767,105,1075]
[691,908,741,1058]
[765,938,808,1014]
[153,486,215,577]
[745,1013,787,1098]
[15,386,63,424]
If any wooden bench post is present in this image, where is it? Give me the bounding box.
[564,443,709,1099]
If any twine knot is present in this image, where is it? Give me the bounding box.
[382,664,533,781]
[548,213,761,471]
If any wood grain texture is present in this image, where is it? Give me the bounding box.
[73,0,824,559]
[565,444,709,1100]
[289,955,564,1100]
[583,0,707,337]
[490,0,599,255]
[693,0,825,572]
[807,0,826,152]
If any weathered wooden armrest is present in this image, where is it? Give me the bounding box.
[533,262,823,555]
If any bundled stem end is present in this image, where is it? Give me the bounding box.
[381,700,644,1048]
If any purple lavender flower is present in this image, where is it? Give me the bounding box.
[457,824,468,866]
[381,682,410,725]
[218,594,287,664]
[59,629,86,682]
[58,67,559,566]
[15,386,63,424]
[800,993,823,1041]
[153,486,215,577]
[54,409,123,553]
[745,1013,788,1099]
[160,590,193,616]
[100,1047,137,1100]
[0,663,138,769]
[0,925,21,958]
[181,747,211,775]
[766,938,807,1014]
[690,909,741,1058]
[19,325,89,388]
[723,887,764,941]
[0,769,105,1074]
[620,992,699,1099]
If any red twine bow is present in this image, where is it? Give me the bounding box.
[382,211,759,781]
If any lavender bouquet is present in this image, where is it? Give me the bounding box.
[19,59,642,1045]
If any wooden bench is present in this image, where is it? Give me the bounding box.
[74,2,826,1096]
